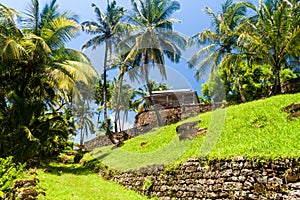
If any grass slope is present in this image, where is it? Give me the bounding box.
[37,163,152,200]
[84,93,300,171]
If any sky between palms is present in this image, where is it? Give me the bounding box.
[1,0,251,92]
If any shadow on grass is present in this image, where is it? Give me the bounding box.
[95,152,111,161]
[40,163,95,176]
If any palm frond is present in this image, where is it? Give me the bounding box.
[0,37,27,62]
[82,35,106,51]
[91,3,106,26]
[188,44,217,69]
[155,0,180,23]
[81,21,105,34]
[45,17,80,49]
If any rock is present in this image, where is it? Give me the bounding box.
[176,121,207,140]
[161,185,168,191]
[248,193,258,199]
[282,103,300,113]
[19,189,39,199]
[238,176,246,182]
[14,178,38,188]
[285,171,300,183]
[269,177,283,185]
[206,192,217,198]
[254,183,265,194]
[243,181,253,190]
[288,111,300,119]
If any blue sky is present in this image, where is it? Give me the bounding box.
[1,0,230,93]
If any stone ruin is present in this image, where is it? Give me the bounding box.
[84,89,212,150]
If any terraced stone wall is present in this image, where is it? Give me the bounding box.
[109,157,300,199]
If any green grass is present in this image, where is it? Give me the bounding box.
[36,163,152,200]
[84,93,300,171]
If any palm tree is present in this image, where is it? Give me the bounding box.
[108,81,134,132]
[74,100,95,146]
[81,1,125,144]
[0,2,97,161]
[239,0,300,95]
[108,57,137,133]
[130,80,168,113]
[22,0,98,94]
[188,0,248,102]
[121,0,186,126]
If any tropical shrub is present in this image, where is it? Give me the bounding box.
[0,157,25,198]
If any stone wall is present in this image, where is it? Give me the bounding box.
[134,104,213,128]
[84,104,214,150]
[107,157,300,199]
[269,77,300,95]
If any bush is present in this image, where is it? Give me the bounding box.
[0,157,26,198]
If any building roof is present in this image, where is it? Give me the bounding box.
[152,89,192,94]
[144,89,200,107]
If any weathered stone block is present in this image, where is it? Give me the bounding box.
[206,192,217,198]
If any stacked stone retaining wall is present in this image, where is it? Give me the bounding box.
[107,157,300,199]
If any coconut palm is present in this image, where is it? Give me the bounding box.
[121,0,186,126]
[188,0,248,102]
[81,0,125,144]
[106,51,142,133]
[239,0,300,95]
[130,80,168,113]
[74,100,95,146]
[0,2,97,161]
[22,0,98,94]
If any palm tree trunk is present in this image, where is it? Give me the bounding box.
[142,49,164,126]
[234,66,246,103]
[273,65,281,95]
[103,40,118,144]
[114,71,124,133]
[80,128,84,146]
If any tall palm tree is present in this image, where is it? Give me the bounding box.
[188,0,248,102]
[108,55,140,133]
[121,0,186,126]
[81,1,125,144]
[239,0,300,95]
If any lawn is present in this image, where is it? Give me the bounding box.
[84,93,300,171]
[36,162,153,200]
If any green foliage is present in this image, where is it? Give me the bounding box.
[0,2,96,162]
[201,72,225,102]
[202,62,299,103]
[0,157,25,197]
[95,78,114,107]
[142,178,153,191]
[191,0,300,98]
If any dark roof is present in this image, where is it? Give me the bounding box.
[145,89,200,107]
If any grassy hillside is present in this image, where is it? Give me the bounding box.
[84,93,300,171]
[36,162,153,200]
